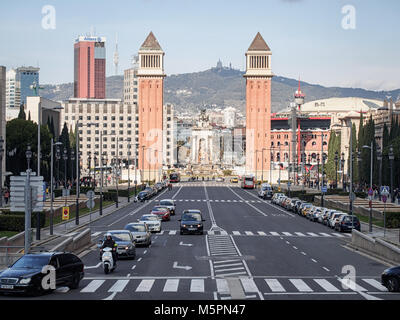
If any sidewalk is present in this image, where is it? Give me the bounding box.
[360,221,400,246]
[30,197,131,251]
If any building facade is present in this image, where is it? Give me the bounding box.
[60,98,138,174]
[163,103,176,168]
[137,32,165,182]
[6,66,39,108]
[244,32,273,177]
[74,36,106,99]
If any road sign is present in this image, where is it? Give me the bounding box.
[62,207,70,220]
[368,188,373,196]
[382,195,388,203]
[380,186,390,196]
[86,190,95,199]
[322,186,327,193]
[10,174,44,212]
[86,199,95,209]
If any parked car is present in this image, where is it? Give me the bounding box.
[144,187,156,197]
[272,193,284,204]
[159,199,176,215]
[310,207,322,222]
[324,210,339,226]
[381,265,400,292]
[295,201,306,214]
[318,208,331,224]
[328,212,347,229]
[258,183,273,200]
[288,198,300,212]
[179,210,205,235]
[138,214,162,233]
[335,215,360,232]
[0,252,84,295]
[150,206,171,221]
[216,177,225,182]
[301,204,313,217]
[137,191,149,202]
[124,222,152,247]
[99,230,136,259]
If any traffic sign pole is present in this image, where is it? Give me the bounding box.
[24,169,31,254]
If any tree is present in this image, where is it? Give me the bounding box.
[28,111,31,121]
[326,130,341,182]
[18,104,26,120]
[348,123,358,185]
[382,123,390,186]
[58,122,71,183]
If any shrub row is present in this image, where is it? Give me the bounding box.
[0,212,46,232]
[386,212,400,228]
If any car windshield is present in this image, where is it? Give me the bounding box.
[126,224,146,232]
[140,215,158,221]
[262,186,270,191]
[110,232,131,242]
[182,213,202,222]
[12,255,50,269]
[343,216,358,222]
[159,201,173,206]
[139,192,147,196]
[153,207,168,211]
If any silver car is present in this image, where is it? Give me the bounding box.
[124,222,152,247]
[138,214,162,233]
[159,199,176,215]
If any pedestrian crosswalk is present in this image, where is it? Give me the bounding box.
[78,276,389,297]
[154,198,267,203]
[154,230,352,238]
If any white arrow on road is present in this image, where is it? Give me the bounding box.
[179,241,193,247]
[85,262,102,269]
[173,261,192,271]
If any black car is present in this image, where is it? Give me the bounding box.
[381,266,400,292]
[137,191,149,202]
[179,210,206,235]
[99,230,136,259]
[0,252,84,295]
[335,215,361,232]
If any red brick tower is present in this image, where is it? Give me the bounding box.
[244,33,273,180]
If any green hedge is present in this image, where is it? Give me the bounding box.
[102,192,117,202]
[0,212,46,232]
[386,212,400,228]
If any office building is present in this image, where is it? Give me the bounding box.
[6,66,39,108]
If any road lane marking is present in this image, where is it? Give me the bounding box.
[295,232,306,236]
[319,233,332,237]
[311,259,318,263]
[362,279,387,291]
[270,232,280,236]
[135,279,155,292]
[307,232,319,237]
[85,262,102,269]
[169,230,176,235]
[282,232,292,236]
[171,186,183,199]
[245,231,254,236]
[301,252,307,256]
[213,259,240,264]
[214,267,246,273]
[265,279,286,292]
[216,279,229,293]
[227,187,268,217]
[332,233,345,238]
[214,263,243,268]
[108,280,129,292]
[313,279,340,292]
[190,279,205,292]
[81,280,105,293]
[131,265,136,270]
[338,278,367,291]
[322,267,330,272]
[143,250,147,254]
[289,279,313,292]
[137,258,142,262]
[217,271,247,276]
[293,246,298,250]
[163,279,180,292]
[240,278,259,292]
[258,231,267,236]
[232,231,241,235]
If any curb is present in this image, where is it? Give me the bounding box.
[344,243,397,267]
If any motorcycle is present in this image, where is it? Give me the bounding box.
[101,247,116,274]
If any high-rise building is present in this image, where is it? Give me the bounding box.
[74,35,106,99]
[137,32,165,182]
[163,103,176,167]
[244,32,273,177]
[123,67,139,106]
[6,66,39,108]
[0,66,6,187]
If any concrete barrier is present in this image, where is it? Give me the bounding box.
[351,229,400,263]
[0,237,6,253]
[0,253,23,267]
[50,228,92,254]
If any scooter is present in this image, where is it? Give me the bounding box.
[101,247,116,274]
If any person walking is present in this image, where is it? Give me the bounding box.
[4,188,10,205]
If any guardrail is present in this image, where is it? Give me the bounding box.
[0,246,24,267]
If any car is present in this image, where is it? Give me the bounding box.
[381,266,400,292]
[138,214,162,232]
[216,177,225,182]
[318,208,331,223]
[288,198,300,212]
[0,252,84,295]
[335,215,360,232]
[99,230,136,259]
[283,197,292,209]
[258,183,273,200]
[144,187,156,197]
[294,201,306,214]
[159,199,176,215]
[137,191,149,202]
[329,212,347,229]
[301,204,313,217]
[124,222,152,247]
[150,206,171,221]
[272,193,284,204]
[179,210,206,235]
[323,210,338,225]
[309,207,322,222]
[230,177,239,183]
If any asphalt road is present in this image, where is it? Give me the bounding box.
[2,181,400,300]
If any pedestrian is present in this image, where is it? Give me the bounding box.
[4,188,9,205]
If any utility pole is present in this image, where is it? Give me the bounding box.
[321,133,325,207]
[75,121,80,225]
[349,122,354,217]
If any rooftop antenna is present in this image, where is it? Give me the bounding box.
[113,33,119,76]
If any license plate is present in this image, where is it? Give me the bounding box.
[1,285,14,289]
[188,228,196,231]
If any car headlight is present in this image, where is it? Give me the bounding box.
[125,246,129,250]
[183,224,187,228]
[20,278,31,284]
[197,224,202,227]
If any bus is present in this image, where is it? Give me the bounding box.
[169,173,181,183]
[240,175,256,189]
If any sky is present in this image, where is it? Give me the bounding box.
[1,0,399,91]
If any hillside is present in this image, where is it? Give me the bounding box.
[41,68,400,114]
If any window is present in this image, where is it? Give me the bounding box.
[103,116,107,121]
[119,130,123,135]
[95,116,99,120]
[87,116,91,121]
[111,116,116,121]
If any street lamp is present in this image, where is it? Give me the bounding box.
[377,146,382,201]
[70,150,75,188]
[362,141,374,232]
[50,139,63,235]
[24,145,33,254]
[341,152,345,191]
[87,152,92,188]
[389,146,395,203]
[316,153,320,190]
[56,146,60,188]
[26,145,32,170]
[63,148,68,206]
[357,151,362,191]
[261,148,266,183]
[334,151,339,189]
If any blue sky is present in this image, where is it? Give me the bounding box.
[1,0,399,91]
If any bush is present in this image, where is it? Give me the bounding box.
[386,212,400,228]
[0,212,46,232]
[102,192,117,202]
